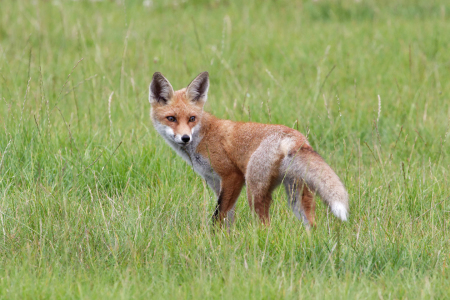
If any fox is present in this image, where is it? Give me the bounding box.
[149,71,349,227]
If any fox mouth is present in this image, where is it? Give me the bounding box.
[177,141,191,146]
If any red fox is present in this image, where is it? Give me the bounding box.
[149,72,349,227]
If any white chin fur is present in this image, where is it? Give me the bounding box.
[330,202,348,221]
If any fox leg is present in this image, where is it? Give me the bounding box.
[284,179,306,223]
[245,136,284,225]
[246,190,273,225]
[208,175,237,227]
[226,203,237,227]
[284,179,316,227]
[212,172,244,225]
[301,183,316,227]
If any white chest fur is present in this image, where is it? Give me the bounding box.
[153,121,221,193]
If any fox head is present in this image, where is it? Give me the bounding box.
[149,72,209,146]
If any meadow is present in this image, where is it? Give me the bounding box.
[0,0,450,298]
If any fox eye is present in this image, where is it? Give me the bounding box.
[166,116,176,122]
[189,116,196,122]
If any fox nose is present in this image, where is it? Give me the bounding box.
[181,135,190,143]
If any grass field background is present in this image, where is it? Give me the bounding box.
[1,0,450,298]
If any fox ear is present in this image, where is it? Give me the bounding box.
[149,72,174,105]
[186,72,209,105]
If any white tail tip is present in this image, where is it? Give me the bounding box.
[330,202,348,221]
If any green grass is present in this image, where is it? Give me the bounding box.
[1,0,450,298]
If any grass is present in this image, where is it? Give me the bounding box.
[1,0,450,298]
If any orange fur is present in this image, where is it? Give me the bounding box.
[149,72,349,227]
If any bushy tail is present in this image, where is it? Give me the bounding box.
[284,148,349,221]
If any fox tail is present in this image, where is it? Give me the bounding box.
[282,148,349,221]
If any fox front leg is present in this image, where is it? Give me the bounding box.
[211,173,244,226]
